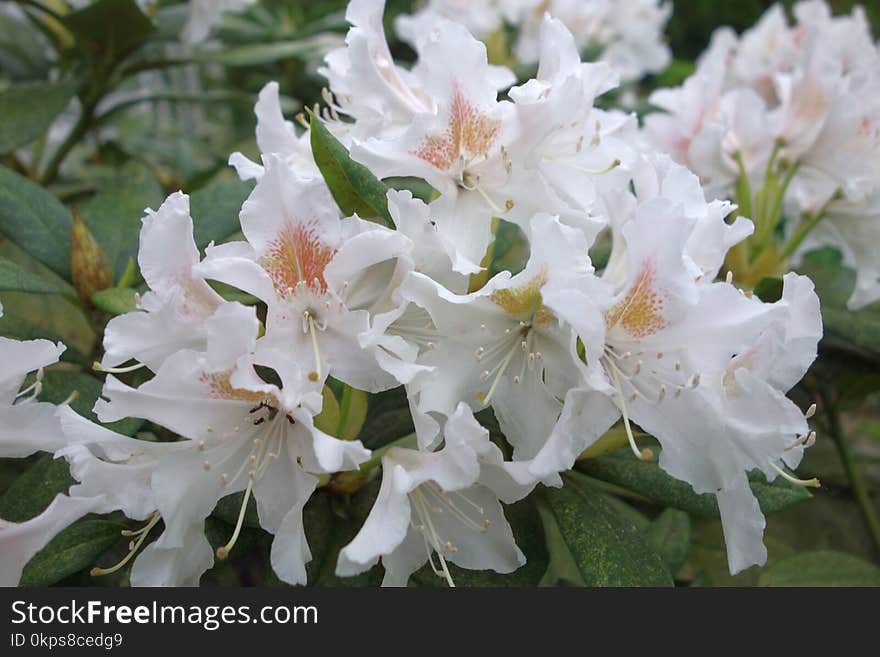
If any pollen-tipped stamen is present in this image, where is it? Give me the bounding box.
[91,513,161,576]
[92,361,146,374]
[609,366,653,461]
[771,462,821,488]
[216,476,255,560]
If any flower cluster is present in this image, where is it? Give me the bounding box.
[644,0,880,309]
[0,0,825,587]
[396,0,672,82]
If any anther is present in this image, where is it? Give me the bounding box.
[805,403,816,419]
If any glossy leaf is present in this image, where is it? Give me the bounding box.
[0,165,71,279]
[0,257,70,295]
[757,550,880,587]
[20,518,123,587]
[309,111,393,226]
[540,473,673,586]
[643,509,691,577]
[577,448,811,517]
[91,287,138,316]
[0,81,77,154]
[0,454,74,523]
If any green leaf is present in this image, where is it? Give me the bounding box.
[307,484,385,587]
[0,257,70,295]
[0,81,77,154]
[39,370,143,437]
[0,13,50,82]
[757,550,880,587]
[753,276,784,303]
[91,286,137,315]
[577,448,811,517]
[77,160,163,281]
[195,37,334,66]
[20,518,122,587]
[411,498,549,587]
[643,509,691,577]
[63,0,156,60]
[539,473,673,586]
[0,313,89,366]
[0,454,74,523]
[190,174,254,249]
[797,247,880,356]
[309,111,393,226]
[337,387,368,441]
[0,165,72,279]
[213,492,260,529]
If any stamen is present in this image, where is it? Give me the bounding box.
[771,462,820,488]
[305,311,322,382]
[482,339,521,406]
[92,361,146,374]
[91,513,161,576]
[216,477,254,560]
[609,367,653,461]
[805,403,816,419]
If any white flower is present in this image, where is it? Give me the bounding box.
[195,155,411,391]
[644,0,880,308]
[228,82,321,182]
[545,167,821,573]
[93,301,370,585]
[398,214,608,473]
[514,0,672,82]
[0,302,67,458]
[100,192,227,373]
[336,403,533,586]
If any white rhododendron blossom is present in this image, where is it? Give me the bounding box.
[100,192,226,372]
[182,0,259,44]
[644,0,880,309]
[3,0,845,588]
[336,403,534,586]
[397,0,672,82]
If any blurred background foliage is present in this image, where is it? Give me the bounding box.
[1,0,879,587]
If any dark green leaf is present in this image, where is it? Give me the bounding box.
[797,247,880,356]
[63,0,156,60]
[39,370,143,437]
[77,160,163,281]
[0,454,73,522]
[20,518,122,587]
[643,509,691,577]
[753,276,783,303]
[91,286,137,316]
[0,81,77,154]
[0,257,70,295]
[213,491,260,529]
[577,448,811,517]
[309,112,393,226]
[0,13,50,82]
[307,484,384,587]
[0,313,89,366]
[539,473,673,586]
[757,550,880,587]
[0,165,71,279]
[190,174,254,249]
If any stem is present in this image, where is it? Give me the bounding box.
[40,98,96,185]
[778,188,839,261]
[821,387,880,558]
[13,0,63,22]
[733,151,752,221]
